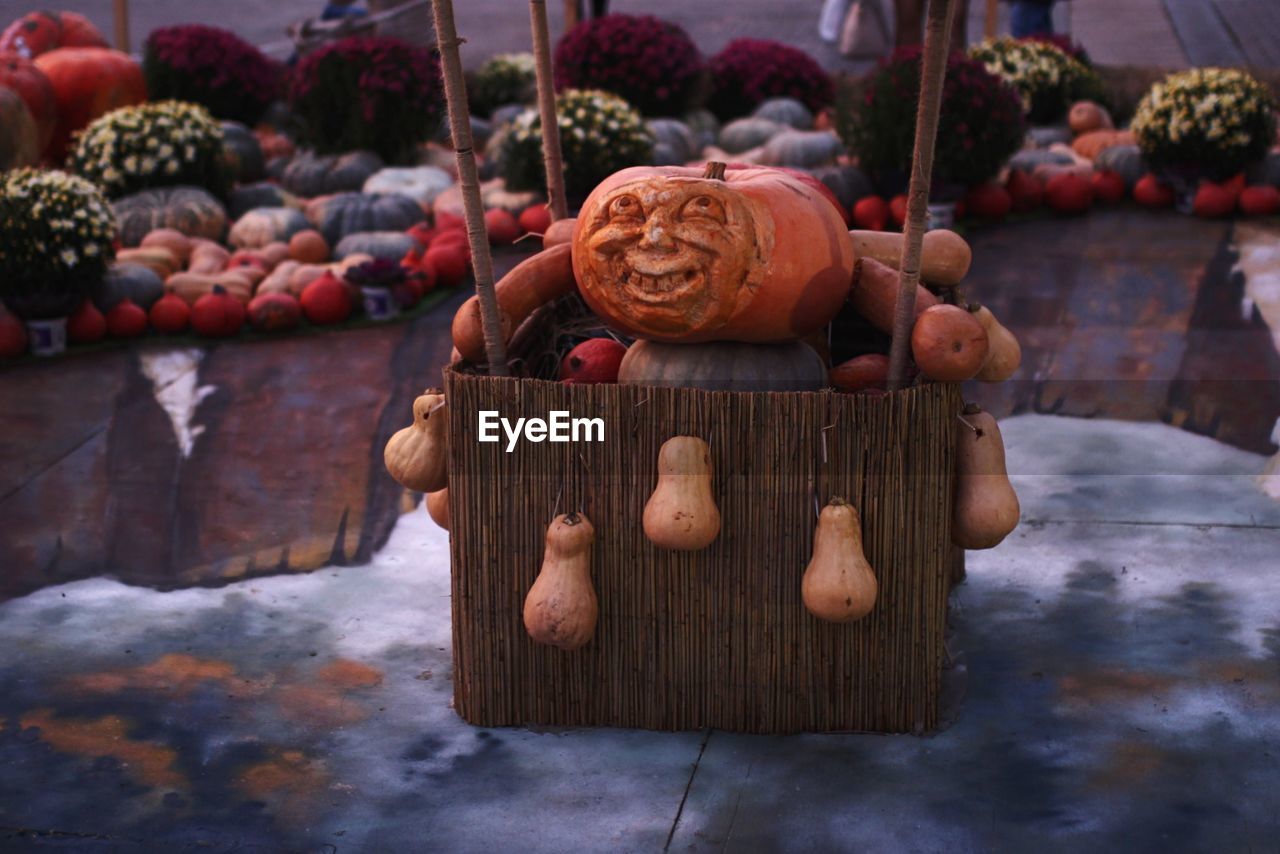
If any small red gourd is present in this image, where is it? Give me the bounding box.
[191,285,246,337]
[1045,173,1093,215]
[829,353,890,393]
[1006,169,1043,213]
[484,208,521,245]
[300,271,352,325]
[1239,185,1280,217]
[67,299,106,344]
[247,292,302,332]
[963,183,1012,220]
[1193,180,1238,218]
[889,193,907,228]
[105,299,147,338]
[0,310,28,357]
[424,244,468,288]
[149,293,190,333]
[911,304,989,382]
[852,195,889,231]
[1133,174,1174,208]
[518,203,552,236]
[559,338,627,384]
[1090,170,1126,205]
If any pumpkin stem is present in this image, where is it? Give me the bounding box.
[967,302,982,313]
[703,161,727,181]
[963,402,983,415]
[828,496,847,507]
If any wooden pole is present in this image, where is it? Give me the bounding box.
[984,0,998,38]
[113,0,130,53]
[886,0,957,392]
[530,1,569,221]
[563,0,580,31]
[431,0,509,376]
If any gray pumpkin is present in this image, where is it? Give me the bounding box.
[758,130,843,169]
[363,166,454,207]
[334,231,418,262]
[1028,125,1072,148]
[229,207,310,249]
[94,263,165,312]
[1093,144,1146,189]
[112,186,228,247]
[718,117,785,154]
[619,339,827,393]
[1008,148,1075,173]
[646,119,699,165]
[228,182,287,219]
[308,192,425,245]
[283,150,385,197]
[490,103,528,129]
[683,108,720,150]
[220,121,265,183]
[751,97,814,130]
[811,165,873,209]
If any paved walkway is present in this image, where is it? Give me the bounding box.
[41,0,1280,71]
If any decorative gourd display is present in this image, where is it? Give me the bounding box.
[0,52,56,153]
[305,192,423,245]
[643,436,721,551]
[911,304,989,382]
[282,150,384,198]
[0,85,40,169]
[426,489,450,531]
[384,390,448,493]
[228,207,309,249]
[220,121,265,183]
[95,263,165,312]
[802,497,877,623]
[619,339,826,392]
[113,186,228,247]
[33,47,146,160]
[523,512,598,651]
[571,163,854,344]
[953,405,1020,549]
[970,304,1022,382]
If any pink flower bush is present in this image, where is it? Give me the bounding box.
[708,39,832,120]
[144,25,282,125]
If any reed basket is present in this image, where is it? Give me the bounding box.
[444,356,962,734]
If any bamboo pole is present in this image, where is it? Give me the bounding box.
[563,0,581,31]
[984,0,998,38]
[113,0,130,53]
[431,0,509,376]
[530,1,569,221]
[886,0,957,392]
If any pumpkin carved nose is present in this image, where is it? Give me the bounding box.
[639,215,675,252]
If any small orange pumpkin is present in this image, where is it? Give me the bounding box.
[571,162,854,343]
[149,293,190,334]
[191,285,246,337]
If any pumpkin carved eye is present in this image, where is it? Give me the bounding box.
[680,195,726,223]
[607,194,643,222]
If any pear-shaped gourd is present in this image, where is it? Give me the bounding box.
[953,404,1020,549]
[970,304,1022,383]
[802,497,878,623]
[426,488,449,531]
[384,389,448,493]
[643,436,721,550]
[524,512,598,651]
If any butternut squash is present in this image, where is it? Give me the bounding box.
[187,240,230,275]
[542,217,577,249]
[257,260,300,296]
[523,512,597,650]
[114,247,180,280]
[139,228,193,264]
[850,257,938,335]
[802,497,877,623]
[451,243,576,362]
[849,228,972,287]
[383,389,448,493]
[425,488,449,531]
[953,404,1020,550]
[643,436,721,550]
[165,271,255,306]
[970,304,1022,383]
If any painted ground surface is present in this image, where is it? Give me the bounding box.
[0,414,1277,851]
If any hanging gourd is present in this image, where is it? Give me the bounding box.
[425,489,450,531]
[384,390,448,493]
[802,497,877,623]
[952,404,1020,550]
[969,304,1022,382]
[643,436,721,551]
[523,512,598,651]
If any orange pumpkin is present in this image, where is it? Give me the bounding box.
[0,12,107,57]
[191,286,246,337]
[1070,129,1135,161]
[0,52,56,152]
[105,299,148,338]
[149,293,191,334]
[34,47,145,161]
[0,85,40,169]
[571,163,854,343]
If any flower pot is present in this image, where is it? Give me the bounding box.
[25,317,67,357]
[361,286,399,321]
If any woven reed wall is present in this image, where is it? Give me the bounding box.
[445,370,961,734]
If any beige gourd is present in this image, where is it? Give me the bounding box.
[523,512,598,650]
[643,436,721,550]
[383,390,448,493]
[970,304,1022,382]
[802,497,878,623]
[953,404,1020,549]
[425,488,449,531]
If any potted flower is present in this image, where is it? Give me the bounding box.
[1130,67,1277,211]
[0,169,116,355]
[967,37,1105,126]
[345,257,408,321]
[841,47,1025,219]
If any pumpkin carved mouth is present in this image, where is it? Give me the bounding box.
[618,266,705,302]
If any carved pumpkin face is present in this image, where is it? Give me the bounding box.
[573,165,854,343]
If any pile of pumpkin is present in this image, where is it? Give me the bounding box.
[383,163,1023,651]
